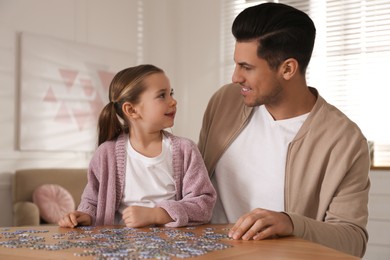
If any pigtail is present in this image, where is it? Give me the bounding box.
[97,102,123,146]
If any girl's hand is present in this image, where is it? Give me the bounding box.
[58,211,92,228]
[122,206,173,228]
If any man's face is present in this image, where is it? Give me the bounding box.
[232,40,283,107]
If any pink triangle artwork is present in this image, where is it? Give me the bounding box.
[59,69,78,91]
[19,32,135,151]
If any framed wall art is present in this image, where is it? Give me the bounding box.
[18,32,135,151]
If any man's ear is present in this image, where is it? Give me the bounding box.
[280,58,299,80]
[122,102,139,119]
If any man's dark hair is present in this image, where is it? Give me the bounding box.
[232,3,316,73]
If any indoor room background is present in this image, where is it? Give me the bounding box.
[0,1,389,259]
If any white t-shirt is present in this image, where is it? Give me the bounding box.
[212,105,308,223]
[116,134,176,224]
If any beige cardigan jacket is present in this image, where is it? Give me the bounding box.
[198,83,370,257]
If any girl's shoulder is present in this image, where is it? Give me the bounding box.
[96,138,116,152]
[163,130,195,144]
[93,134,126,158]
[163,130,199,152]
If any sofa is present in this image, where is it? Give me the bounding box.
[12,168,88,226]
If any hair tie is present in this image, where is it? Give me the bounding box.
[113,101,121,112]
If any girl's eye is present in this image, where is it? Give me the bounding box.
[170,89,174,96]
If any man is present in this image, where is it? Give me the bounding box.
[198,3,370,257]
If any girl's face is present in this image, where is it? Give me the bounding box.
[132,72,177,132]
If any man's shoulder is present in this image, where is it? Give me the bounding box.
[208,83,244,109]
[213,83,241,98]
[315,98,365,138]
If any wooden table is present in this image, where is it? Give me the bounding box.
[0,224,359,259]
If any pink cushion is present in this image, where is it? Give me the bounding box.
[32,184,75,224]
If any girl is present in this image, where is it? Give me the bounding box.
[58,64,216,228]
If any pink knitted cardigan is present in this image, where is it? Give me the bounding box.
[77,131,216,227]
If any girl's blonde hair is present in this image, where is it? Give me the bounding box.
[97,64,164,146]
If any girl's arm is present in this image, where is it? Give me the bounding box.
[156,139,217,227]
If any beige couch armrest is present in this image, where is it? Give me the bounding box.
[13,201,40,226]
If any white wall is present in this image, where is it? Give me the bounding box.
[364,170,390,260]
[0,0,222,226]
[141,0,221,139]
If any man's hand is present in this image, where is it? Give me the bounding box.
[122,206,173,228]
[58,211,92,228]
[228,208,293,240]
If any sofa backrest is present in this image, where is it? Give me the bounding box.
[13,168,88,207]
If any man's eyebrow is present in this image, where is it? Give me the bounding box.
[237,61,254,67]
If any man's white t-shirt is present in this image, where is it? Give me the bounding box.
[211,105,308,223]
[116,134,176,224]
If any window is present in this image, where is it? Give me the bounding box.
[221,0,390,167]
[136,0,144,64]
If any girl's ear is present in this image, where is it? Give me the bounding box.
[122,102,139,119]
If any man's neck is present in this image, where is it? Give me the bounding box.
[265,86,317,121]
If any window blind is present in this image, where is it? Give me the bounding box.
[221,0,390,166]
[136,0,144,64]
